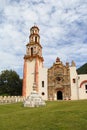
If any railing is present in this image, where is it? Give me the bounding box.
[0,96,26,104]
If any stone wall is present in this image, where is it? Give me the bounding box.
[0,96,26,104]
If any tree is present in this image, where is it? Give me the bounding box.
[0,70,22,96]
[77,63,87,74]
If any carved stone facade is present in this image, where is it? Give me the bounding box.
[48,57,71,100]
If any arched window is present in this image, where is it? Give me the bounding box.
[31,48,33,56]
[42,81,44,87]
[31,37,33,41]
[35,36,37,42]
[73,78,76,83]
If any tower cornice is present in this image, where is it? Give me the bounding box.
[24,54,44,62]
[26,42,42,48]
[29,33,40,38]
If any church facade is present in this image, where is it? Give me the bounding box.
[22,25,87,100]
[48,57,71,100]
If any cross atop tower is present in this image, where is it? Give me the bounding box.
[34,22,37,26]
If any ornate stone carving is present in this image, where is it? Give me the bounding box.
[48,57,71,100]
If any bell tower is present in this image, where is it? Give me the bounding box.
[26,26,43,58]
[22,25,44,97]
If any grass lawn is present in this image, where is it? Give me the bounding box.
[0,100,87,130]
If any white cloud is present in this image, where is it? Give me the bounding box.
[0,0,87,77]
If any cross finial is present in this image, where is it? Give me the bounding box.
[34,22,37,26]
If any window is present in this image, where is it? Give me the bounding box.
[42,81,44,87]
[56,77,61,81]
[35,36,37,42]
[73,78,76,83]
[42,92,45,95]
[27,47,29,54]
[85,85,87,90]
[85,85,87,93]
[31,48,33,56]
[31,37,33,41]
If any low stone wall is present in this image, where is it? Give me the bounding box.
[0,96,26,104]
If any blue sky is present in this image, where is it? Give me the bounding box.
[0,0,87,78]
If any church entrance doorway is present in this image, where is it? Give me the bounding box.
[57,91,63,100]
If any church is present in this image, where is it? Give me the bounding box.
[22,25,87,101]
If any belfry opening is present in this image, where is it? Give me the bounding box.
[31,47,33,56]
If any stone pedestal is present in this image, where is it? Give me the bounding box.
[23,91,46,107]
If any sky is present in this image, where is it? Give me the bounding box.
[0,0,87,78]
